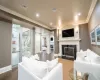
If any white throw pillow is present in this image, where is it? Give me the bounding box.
[86,49,98,61]
[76,50,87,61]
[86,49,97,58]
[30,57,48,68]
[30,54,39,60]
[22,57,48,79]
[79,50,87,57]
[30,55,36,60]
[80,50,84,52]
[46,58,58,71]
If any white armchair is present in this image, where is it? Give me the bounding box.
[74,49,100,80]
[18,63,63,80]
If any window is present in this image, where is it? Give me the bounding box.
[22,27,32,57]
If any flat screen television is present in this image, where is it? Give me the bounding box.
[50,37,53,41]
[62,28,74,37]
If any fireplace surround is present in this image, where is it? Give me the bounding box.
[58,26,81,60]
[58,39,81,60]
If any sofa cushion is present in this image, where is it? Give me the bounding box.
[92,56,100,64]
[30,57,48,68]
[22,57,48,79]
[30,54,39,60]
[47,58,58,71]
[76,50,87,61]
[86,49,98,61]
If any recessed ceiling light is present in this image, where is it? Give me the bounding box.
[36,13,40,18]
[50,22,53,26]
[52,8,57,12]
[78,13,81,16]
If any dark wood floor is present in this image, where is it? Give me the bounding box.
[0,67,18,80]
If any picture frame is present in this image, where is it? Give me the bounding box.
[90,30,96,44]
[95,25,100,45]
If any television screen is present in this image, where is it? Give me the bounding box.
[62,28,74,37]
[50,37,53,41]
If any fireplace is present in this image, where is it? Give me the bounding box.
[62,45,76,60]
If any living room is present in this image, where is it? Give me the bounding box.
[0,0,100,80]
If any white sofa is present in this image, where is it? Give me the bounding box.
[74,49,100,80]
[18,62,63,80]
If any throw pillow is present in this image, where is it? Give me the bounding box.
[22,57,48,79]
[30,54,39,60]
[76,50,87,61]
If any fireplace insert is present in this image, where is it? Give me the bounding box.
[62,45,76,60]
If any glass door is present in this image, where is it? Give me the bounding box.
[12,24,20,67]
[12,24,33,67]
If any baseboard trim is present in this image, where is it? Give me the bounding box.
[0,65,12,74]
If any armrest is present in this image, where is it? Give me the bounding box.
[43,63,63,80]
[74,60,92,73]
[74,60,100,73]
[18,63,41,80]
[74,60,100,80]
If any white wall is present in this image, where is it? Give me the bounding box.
[0,21,12,68]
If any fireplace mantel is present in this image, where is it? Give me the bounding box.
[58,39,81,42]
[59,39,80,56]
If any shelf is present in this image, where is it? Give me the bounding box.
[58,39,81,42]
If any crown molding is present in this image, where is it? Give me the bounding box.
[86,0,98,23]
[0,5,51,30]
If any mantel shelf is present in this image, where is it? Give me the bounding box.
[58,39,81,42]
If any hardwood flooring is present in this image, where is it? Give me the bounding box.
[0,58,73,80]
[59,58,73,80]
[0,67,18,80]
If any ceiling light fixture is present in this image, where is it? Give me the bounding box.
[36,13,40,18]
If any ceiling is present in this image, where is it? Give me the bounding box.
[0,0,93,29]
